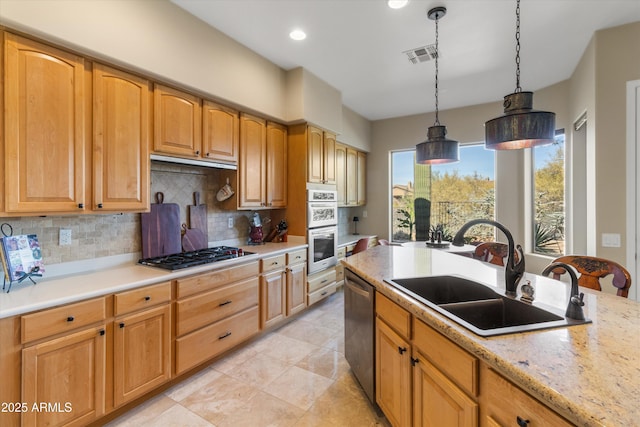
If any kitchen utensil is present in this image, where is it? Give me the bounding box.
[140,192,182,258]
[181,223,207,252]
[188,191,208,249]
[216,178,235,202]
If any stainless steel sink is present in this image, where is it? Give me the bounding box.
[385,275,591,337]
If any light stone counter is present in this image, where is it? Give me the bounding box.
[338,233,376,247]
[342,245,640,427]
[0,242,306,319]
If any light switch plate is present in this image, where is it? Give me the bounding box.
[228,217,234,228]
[601,233,621,248]
[59,228,72,246]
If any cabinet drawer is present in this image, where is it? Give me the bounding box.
[114,281,172,316]
[376,293,411,340]
[335,264,345,282]
[413,318,478,397]
[261,254,286,273]
[22,297,106,343]
[286,249,307,265]
[176,277,259,336]
[481,365,572,426]
[337,246,346,259]
[176,261,259,298]
[175,306,259,374]
[307,269,336,293]
[308,281,337,306]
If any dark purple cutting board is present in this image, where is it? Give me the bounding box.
[187,192,208,250]
[141,192,182,258]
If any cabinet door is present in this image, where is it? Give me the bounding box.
[323,131,337,184]
[376,318,412,427]
[202,100,239,164]
[286,262,307,316]
[239,113,266,208]
[335,144,347,206]
[266,122,288,208]
[346,148,358,206]
[413,352,478,427]
[113,304,171,407]
[153,84,201,157]
[307,126,324,183]
[22,327,106,427]
[357,151,367,206]
[5,33,86,213]
[93,64,150,212]
[260,270,286,329]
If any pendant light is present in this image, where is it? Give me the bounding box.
[416,6,459,164]
[485,0,555,150]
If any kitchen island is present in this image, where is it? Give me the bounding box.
[342,244,639,426]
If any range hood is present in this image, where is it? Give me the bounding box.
[150,154,237,170]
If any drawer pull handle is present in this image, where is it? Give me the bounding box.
[398,347,407,355]
[321,291,328,296]
[218,331,232,340]
[119,322,125,328]
[321,279,328,284]
[219,300,232,306]
[67,316,74,322]
[516,417,530,427]
[144,296,151,301]
[99,329,105,336]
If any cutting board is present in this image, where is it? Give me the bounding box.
[181,223,207,252]
[187,192,208,250]
[141,192,182,258]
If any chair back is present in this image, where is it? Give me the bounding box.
[378,239,390,246]
[352,237,370,255]
[474,242,519,267]
[551,255,632,298]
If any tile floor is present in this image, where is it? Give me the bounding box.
[106,288,390,427]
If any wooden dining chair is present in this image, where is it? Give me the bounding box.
[550,255,632,298]
[474,242,519,267]
[351,237,370,255]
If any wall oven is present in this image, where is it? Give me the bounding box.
[307,189,338,274]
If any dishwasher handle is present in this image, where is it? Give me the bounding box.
[345,275,373,300]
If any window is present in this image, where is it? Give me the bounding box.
[532,131,565,255]
[391,144,495,243]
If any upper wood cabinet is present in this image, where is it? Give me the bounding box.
[266,122,288,208]
[153,84,202,158]
[4,33,87,213]
[357,151,367,206]
[238,114,287,209]
[202,100,239,164]
[335,144,347,206]
[93,64,150,212]
[239,113,267,208]
[336,144,367,207]
[307,125,336,184]
[346,148,358,206]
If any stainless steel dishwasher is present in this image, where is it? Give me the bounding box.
[344,268,376,405]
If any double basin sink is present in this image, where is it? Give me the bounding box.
[385,275,591,337]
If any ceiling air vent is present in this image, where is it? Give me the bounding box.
[403,44,437,64]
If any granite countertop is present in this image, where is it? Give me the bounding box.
[0,242,307,319]
[342,245,640,427]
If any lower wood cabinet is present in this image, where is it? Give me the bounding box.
[113,304,171,407]
[307,268,337,306]
[22,326,106,427]
[261,269,287,329]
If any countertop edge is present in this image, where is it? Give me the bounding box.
[0,243,307,319]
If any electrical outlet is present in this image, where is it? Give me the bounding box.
[602,233,621,248]
[228,217,234,229]
[363,210,368,218]
[59,228,72,246]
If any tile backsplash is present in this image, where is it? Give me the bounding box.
[0,162,283,266]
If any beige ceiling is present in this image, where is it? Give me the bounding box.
[172,0,640,121]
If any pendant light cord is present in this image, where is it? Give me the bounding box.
[515,0,522,93]
[434,16,440,125]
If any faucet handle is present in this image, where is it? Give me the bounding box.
[571,292,585,307]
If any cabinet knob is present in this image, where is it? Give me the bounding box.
[97,203,103,209]
[195,150,200,155]
[66,316,74,322]
[206,152,210,157]
[119,322,125,328]
[411,357,419,366]
[516,417,530,427]
[144,296,151,301]
[398,347,407,355]
[99,329,105,336]
[78,203,84,209]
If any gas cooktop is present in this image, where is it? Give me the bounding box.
[138,246,254,270]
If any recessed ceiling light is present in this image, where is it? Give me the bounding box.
[289,29,307,41]
[388,0,409,9]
